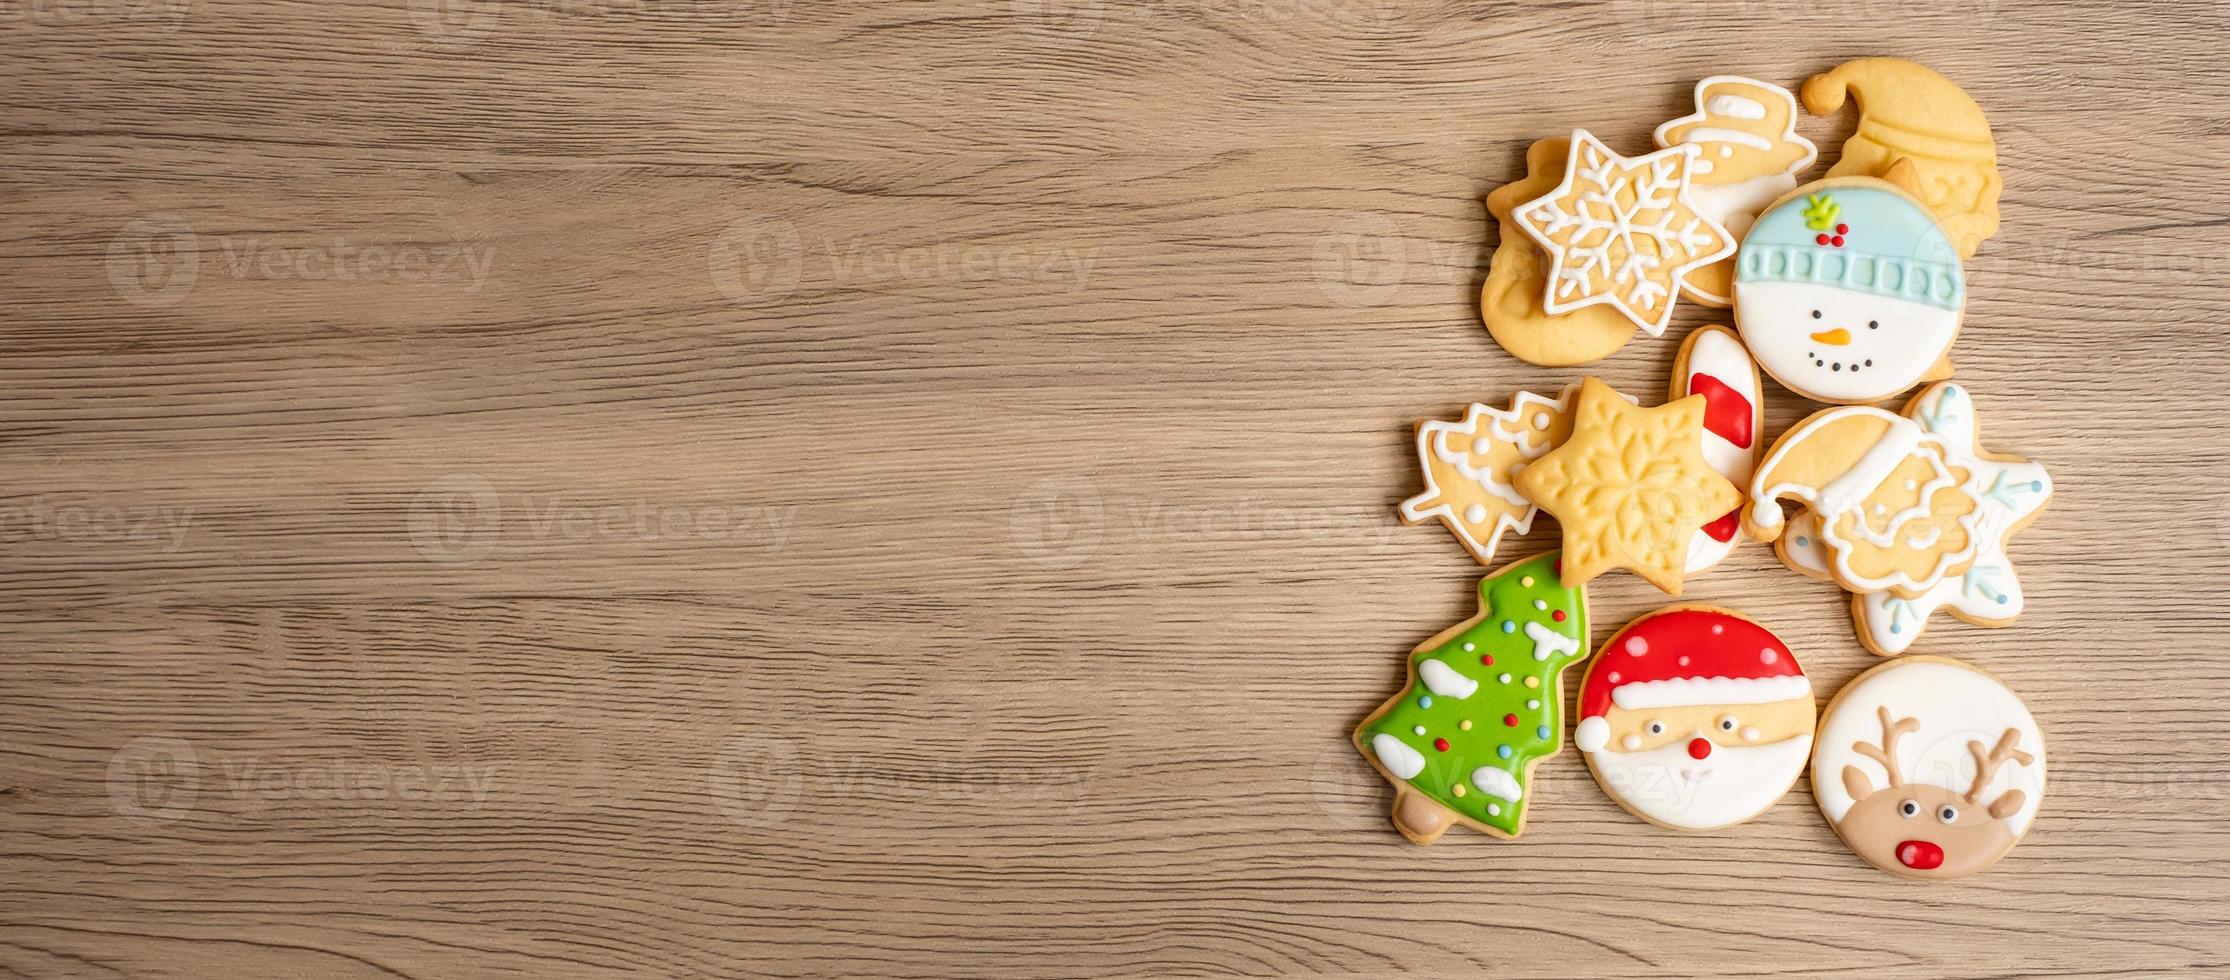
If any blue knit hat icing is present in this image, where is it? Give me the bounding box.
[1736,185,1964,310]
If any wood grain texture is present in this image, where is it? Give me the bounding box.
[2,1,2227,976]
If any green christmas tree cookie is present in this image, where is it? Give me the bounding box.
[1353,551,1590,842]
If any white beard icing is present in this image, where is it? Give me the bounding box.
[1587,733,1812,829]
[1734,281,1959,402]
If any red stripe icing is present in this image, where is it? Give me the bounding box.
[1688,372,1754,449]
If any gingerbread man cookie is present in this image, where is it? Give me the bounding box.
[1654,76,1819,306]
[1482,138,1645,366]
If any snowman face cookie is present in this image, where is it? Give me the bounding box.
[1573,607,1814,831]
[1734,178,1965,404]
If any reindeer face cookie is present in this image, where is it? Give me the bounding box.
[1813,657,2045,879]
[1654,76,1819,306]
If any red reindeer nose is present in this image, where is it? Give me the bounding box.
[1897,840,1946,870]
[1687,737,1712,760]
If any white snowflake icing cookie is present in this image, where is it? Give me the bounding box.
[1512,130,1735,338]
[1654,76,1819,307]
[1813,656,2045,879]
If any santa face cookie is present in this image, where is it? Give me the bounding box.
[1813,657,2045,879]
[1573,607,1813,831]
[1654,76,1819,306]
[1733,177,1964,405]
[1354,551,1589,843]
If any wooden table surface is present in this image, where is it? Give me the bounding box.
[5,2,2228,977]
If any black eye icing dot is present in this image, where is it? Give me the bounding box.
[1832,363,1842,371]
[1868,320,1880,329]
[1865,359,1873,367]
[1814,359,1824,367]
[1810,310,1823,319]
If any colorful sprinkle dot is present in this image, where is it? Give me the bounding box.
[1463,642,1475,652]
[1412,725,1426,736]
[1524,676,1540,689]
[1526,699,1540,709]
[1419,695,1433,708]
[1480,653,1495,666]
[1498,673,1513,684]
[1816,233,1831,246]
[1503,713,1519,727]
[1532,599,1548,611]
[1551,609,1566,623]
[1761,648,1779,664]
[1434,738,1450,752]
[1795,536,1810,547]
[1501,620,1516,634]
[1536,725,1551,740]
[1678,655,1691,667]
[1453,783,1467,797]
[1711,623,1725,635]
[1496,744,1513,760]
[1459,719,1473,731]
[1625,637,1647,656]
[1520,575,1535,588]
[1488,803,1501,817]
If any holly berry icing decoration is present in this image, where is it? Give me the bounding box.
[1573,607,1813,831]
[1732,174,1964,405]
[1813,656,2045,879]
[1354,551,1589,843]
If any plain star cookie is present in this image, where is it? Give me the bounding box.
[1512,130,1735,338]
[1574,606,1814,831]
[1354,552,1590,842]
[1482,138,1647,366]
[1813,656,2045,879]
[1514,377,1741,594]
[1803,58,2001,258]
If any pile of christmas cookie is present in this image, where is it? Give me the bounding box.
[1354,59,2050,881]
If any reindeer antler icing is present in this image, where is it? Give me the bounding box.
[1852,706,1919,788]
[1964,728,2035,804]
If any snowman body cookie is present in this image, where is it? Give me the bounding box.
[1573,607,1814,831]
[1733,177,1964,405]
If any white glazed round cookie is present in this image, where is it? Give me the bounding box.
[1812,656,2046,879]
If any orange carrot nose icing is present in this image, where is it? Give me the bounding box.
[1809,328,1851,345]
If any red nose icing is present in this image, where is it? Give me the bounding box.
[1897,840,1946,870]
[1687,737,1712,760]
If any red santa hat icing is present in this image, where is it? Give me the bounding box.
[1573,608,1808,752]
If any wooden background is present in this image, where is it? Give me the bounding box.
[3,1,2227,977]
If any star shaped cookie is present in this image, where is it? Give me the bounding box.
[1512,130,1734,337]
[1513,377,1741,593]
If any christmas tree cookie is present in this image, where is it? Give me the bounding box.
[1354,551,1589,843]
